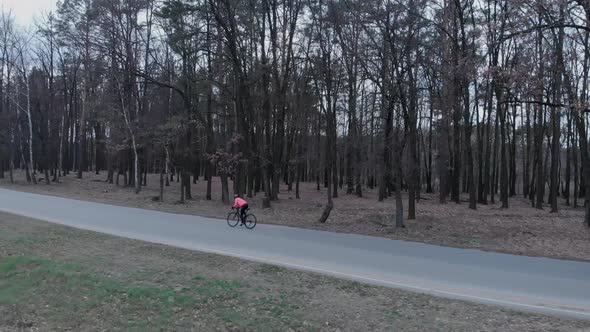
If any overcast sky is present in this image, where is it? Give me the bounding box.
[0,0,55,27]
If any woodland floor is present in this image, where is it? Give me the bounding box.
[1,212,589,331]
[1,170,589,262]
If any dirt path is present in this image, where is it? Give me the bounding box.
[1,171,589,261]
[1,212,588,331]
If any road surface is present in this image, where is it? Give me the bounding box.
[0,188,589,320]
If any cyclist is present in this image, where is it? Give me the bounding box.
[232,194,248,225]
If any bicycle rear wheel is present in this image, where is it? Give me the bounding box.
[227,212,240,227]
[244,214,257,229]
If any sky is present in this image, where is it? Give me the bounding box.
[0,0,55,27]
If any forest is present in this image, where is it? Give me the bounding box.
[0,0,589,227]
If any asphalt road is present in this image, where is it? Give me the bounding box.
[1,188,589,320]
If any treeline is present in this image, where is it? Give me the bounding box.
[0,0,589,226]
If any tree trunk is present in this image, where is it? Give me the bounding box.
[165,147,170,187]
[550,17,564,213]
[405,57,419,218]
[9,157,14,183]
[379,105,393,202]
[319,124,335,223]
[221,174,229,204]
[183,170,191,200]
[439,105,450,204]
[159,166,164,202]
[464,98,476,209]
[57,116,65,182]
[451,100,461,204]
[206,166,213,200]
[535,19,546,209]
[346,113,354,195]
[107,155,114,184]
[499,98,509,209]
[319,82,336,223]
[319,152,334,223]
[491,107,499,204]
[482,81,493,204]
[477,100,485,203]
[296,162,301,199]
[510,104,517,196]
[535,111,545,209]
[565,111,572,205]
[316,110,321,191]
[25,78,36,185]
[179,171,185,204]
[574,127,579,208]
[77,99,86,180]
[523,103,531,197]
[132,140,140,194]
[379,24,392,202]
[427,93,434,194]
[393,131,405,228]
[407,120,418,218]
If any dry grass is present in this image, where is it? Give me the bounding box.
[1,170,589,261]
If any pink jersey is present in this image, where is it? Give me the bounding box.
[233,197,248,209]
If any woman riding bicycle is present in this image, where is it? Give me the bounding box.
[232,194,248,224]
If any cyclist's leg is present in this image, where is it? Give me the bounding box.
[240,205,248,223]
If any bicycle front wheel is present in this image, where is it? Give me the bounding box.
[244,214,257,229]
[227,212,240,227]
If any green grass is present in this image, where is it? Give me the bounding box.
[468,238,482,246]
[255,263,287,275]
[0,228,39,247]
[0,255,307,331]
[214,292,306,331]
[0,255,247,330]
[337,280,372,296]
[11,235,38,246]
[386,309,402,331]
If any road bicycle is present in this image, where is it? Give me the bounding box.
[227,207,257,229]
